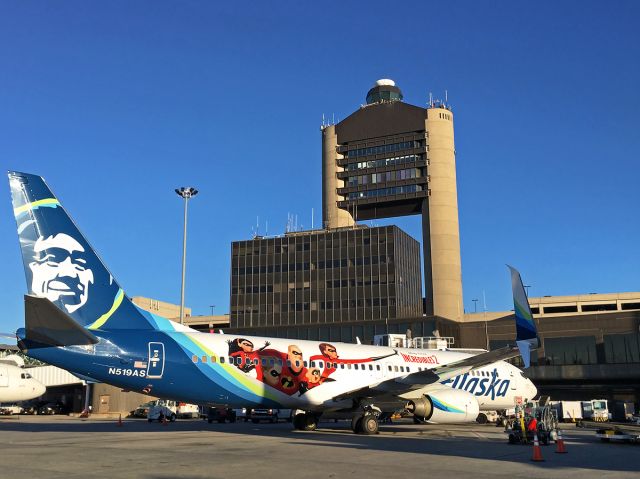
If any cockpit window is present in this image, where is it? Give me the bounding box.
[21,373,32,379]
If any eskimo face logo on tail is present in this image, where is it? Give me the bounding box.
[29,233,94,314]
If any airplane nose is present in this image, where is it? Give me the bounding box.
[35,382,46,397]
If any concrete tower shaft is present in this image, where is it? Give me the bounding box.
[423,106,463,320]
[322,124,355,229]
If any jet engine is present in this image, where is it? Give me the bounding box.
[406,388,479,423]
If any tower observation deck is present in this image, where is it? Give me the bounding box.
[321,79,463,321]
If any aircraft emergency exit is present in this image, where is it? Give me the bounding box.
[8,171,539,434]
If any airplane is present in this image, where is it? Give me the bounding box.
[0,355,46,402]
[7,171,539,434]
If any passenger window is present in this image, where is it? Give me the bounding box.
[202,356,207,363]
[354,364,358,370]
[211,356,216,363]
[333,363,338,369]
[388,366,392,371]
[228,357,233,364]
[303,361,308,367]
[400,366,404,372]
[406,367,411,372]
[310,361,316,368]
[270,359,275,365]
[295,361,300,368]
[287,360,292,367]
[347,364,352,370]
[277,359,282,366]
[319,361,324,368]
[341,364,345,369]
[368,365,373,371]
[261,358,267,366]
[253,359,259,365]
[394,366,399,372]
[192,355,198,363]
[220,357,225,364]
[376,365,381,371]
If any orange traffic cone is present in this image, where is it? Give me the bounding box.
[117,413,123,427]
[555,429,568,454]
[531,433,545,462]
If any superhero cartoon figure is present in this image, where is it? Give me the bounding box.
[298,367,322,395]
[260,353,283,388]
[227,338,270,377]
[309,343,396,382]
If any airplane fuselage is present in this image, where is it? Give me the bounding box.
[0,363,46,402]
[23,329,535,412]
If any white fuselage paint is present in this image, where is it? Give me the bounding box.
[172,331,537,411]
[0,364,46,402]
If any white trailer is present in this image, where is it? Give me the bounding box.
[552,401,583,422]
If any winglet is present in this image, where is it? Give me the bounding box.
[507,265,539,368]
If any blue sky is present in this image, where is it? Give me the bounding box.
[1,1,639,333]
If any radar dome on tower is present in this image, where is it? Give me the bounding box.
[366,79,403,104]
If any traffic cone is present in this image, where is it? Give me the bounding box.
[117,414,123,427]
[555,429,568,454]
[531,433,545,462]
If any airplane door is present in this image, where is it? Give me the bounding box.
[0,366,8,387]
[147,342,165,379]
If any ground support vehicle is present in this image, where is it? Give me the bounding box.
[596,427,640,443]
[234,407,250,422]
[176,402,200,419]
[0,404,24,415]
[147,403,176,422]
[206,407,236,423]
[250,408,291,423]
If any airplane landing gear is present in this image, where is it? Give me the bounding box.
[293,411,319,431]
[351,404,381,435]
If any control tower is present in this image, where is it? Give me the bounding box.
[321,79,463,321]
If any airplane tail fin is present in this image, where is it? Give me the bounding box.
[507,265,539,368]
[9,171,175,333]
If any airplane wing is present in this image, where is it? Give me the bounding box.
[333,344,521,401]
[333,265,538,403]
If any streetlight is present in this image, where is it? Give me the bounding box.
[209,305,216,316]
[175,186,199,325]
[524,285,531,297]
[472,298,479,313]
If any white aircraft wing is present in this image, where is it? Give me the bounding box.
[333,344,520,401]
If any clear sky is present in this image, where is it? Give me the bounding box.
[1,1,639,333]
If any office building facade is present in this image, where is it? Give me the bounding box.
[230,225,422,333]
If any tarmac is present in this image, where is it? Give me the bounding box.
[1,415,638,479]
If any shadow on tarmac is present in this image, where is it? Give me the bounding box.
[3,417,639,474]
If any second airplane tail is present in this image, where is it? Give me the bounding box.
[9,171,162,333]
[507,265,539,367]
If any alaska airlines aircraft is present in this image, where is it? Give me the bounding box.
[0,356,46,402]
[8,171,539,434]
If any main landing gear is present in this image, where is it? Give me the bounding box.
[351,405,381,435]
[292,411,320,431]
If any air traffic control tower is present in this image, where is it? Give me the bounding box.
[322,79,463,321]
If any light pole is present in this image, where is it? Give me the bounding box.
[472,298,478,313]
[175,186,198,325]
[209,305,216,316]
[524,285,531,297]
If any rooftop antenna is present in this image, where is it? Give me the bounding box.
[265,220,268,237]
[429,92,433,107]
[311,208,314,229]
[332,112,335,125]
[322,113,325,128]
[445,90,448,104]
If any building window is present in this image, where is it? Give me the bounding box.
[604,333,640,363]
[543,336,597,365]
